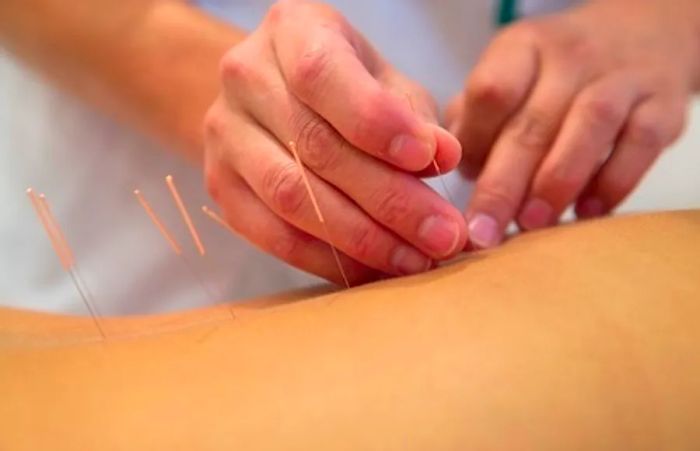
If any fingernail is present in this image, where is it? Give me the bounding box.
[391,246,432,276]
[389,134,434,170]
[518,198,553,230]
[418,215,461,257]
[577,197,605,219]
[468,213,500,249]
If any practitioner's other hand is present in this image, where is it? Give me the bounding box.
[203,0,466,284]
[447,0,698,249]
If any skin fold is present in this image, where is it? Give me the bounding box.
[1,210,699,450]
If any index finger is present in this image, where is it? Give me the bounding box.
[271,5,436,171]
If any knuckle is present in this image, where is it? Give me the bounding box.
[627,115,667,149]
[290,111,342,173]
[508,109,556,151]
[262,162,307,217]
[219,48,251,84]
[202,104,227,142]
[346,224,381,262]
[370,182,412,226]
[289,45,333,98]
[580,96,627,126]
[468,74,520,111]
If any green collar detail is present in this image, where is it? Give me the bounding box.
[497,0,519,26]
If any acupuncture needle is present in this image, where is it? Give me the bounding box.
[133,189,234,319]
[201,205,237,236]
[38,193,103,328]
[288,141,351,288]
[404,93,456,206]
[134,189,182,254]
[165,175,206,256]
[163,176,226,299]
[27,188,107,339]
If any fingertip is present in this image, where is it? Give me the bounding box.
[416,210,467,259]
[466,212,502,250]
[432,125,463,172]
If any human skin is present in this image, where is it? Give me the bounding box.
[201,0,465,283]
[1,210,699,450]
[0,0,465,284]
[3,0,699,286]
[448,0,700,249]
[0,0,244,160]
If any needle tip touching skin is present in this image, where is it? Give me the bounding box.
[26,188,106,339]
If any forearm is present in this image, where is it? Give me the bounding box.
[0,0,245,161]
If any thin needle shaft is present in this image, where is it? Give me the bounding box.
[198,206,242,320]
[135,189,234,319]
[27,189,106,339]
[288,141,351,288]
[40,194,102,332]
[134,189,183,255]
[27,189,71,269]
[166,175,206,256]
[202,206,237,236]
[431,159,456,206]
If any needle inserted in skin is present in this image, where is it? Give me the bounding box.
[39,193,103,332]
[27,188,106,339]
[405,93,457,206]
[165,175,206,256]
[288,141,351,288]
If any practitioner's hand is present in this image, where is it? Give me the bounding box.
[203,0,466,284]
[448,0,699,249]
